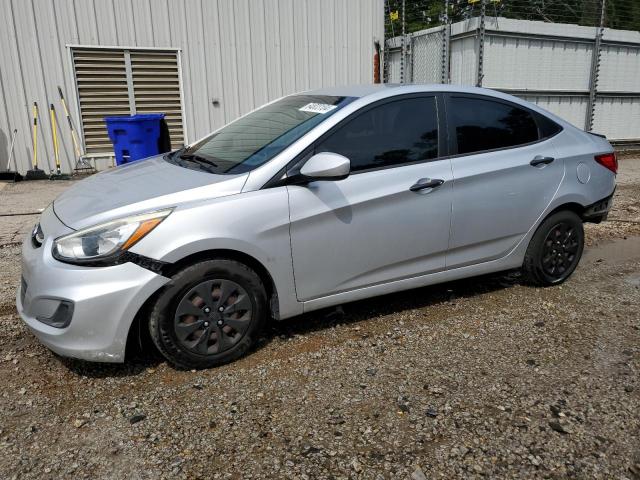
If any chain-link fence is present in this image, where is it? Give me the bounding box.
[408,26,446,83]
[385,0,639,37]
[383,0,640,141]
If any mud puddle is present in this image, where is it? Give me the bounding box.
[583,234,640,264]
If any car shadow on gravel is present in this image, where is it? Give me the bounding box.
[55,324,164,378]
[56,353,162,379]
[265,269,525,340]
[55,269,524,376]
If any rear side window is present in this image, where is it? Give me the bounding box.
[449,97,539,155]
[535,112,563,139]
[316,97,439,172]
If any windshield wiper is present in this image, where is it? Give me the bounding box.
[179,153,218,170]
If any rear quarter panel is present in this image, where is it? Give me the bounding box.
[547,127,616,209]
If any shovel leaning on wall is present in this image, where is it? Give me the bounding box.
[48,103,70,180]
[25,102,48,180]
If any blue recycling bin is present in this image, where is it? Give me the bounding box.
[105,114,164,165]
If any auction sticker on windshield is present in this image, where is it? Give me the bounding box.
[299,103,338,114]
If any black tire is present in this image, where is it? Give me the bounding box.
[149,259,267,369]
[522,210,585,286]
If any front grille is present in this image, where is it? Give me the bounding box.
[20,276,27,305]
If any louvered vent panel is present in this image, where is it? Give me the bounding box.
[72,49,129,153]
[72,48,184,154]
[130,51,184,150]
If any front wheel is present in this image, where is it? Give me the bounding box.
[522,210,585,286]
[148,259,267,369]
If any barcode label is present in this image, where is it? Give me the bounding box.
[299,103,338,114]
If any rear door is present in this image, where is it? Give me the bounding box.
[287,94,453,301]
[445,94,563,268]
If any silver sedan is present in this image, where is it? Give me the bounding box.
[17,84,617,369]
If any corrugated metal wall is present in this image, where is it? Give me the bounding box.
[0,0,384,174]
[387,17,640,141]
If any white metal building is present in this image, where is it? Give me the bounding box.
[0,0,384,174]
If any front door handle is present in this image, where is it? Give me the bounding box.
[410,178,444,192]
[530,155,555,167]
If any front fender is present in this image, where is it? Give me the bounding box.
[128,188,302,319]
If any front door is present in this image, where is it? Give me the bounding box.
[287,95,453,301]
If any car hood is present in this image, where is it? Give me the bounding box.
[53,155,248,230]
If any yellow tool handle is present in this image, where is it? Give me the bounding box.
[58,86,82,157]
[70,130,81,158]
[50,104,60,172]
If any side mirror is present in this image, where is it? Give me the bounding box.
[299,152,351,182]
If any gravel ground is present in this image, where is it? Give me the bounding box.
[0,158,639,479]
[0,179,78,246]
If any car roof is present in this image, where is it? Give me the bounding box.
[303,83,501,98]
[301,83,573,129]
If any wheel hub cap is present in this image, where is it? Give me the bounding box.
[173,279,252,355]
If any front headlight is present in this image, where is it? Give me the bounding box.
[52,209,172,264]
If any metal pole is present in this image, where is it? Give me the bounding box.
[124,50,137,115]
[400,0,406,84]
[476,0,486,87]
[585,0,606,131]
[441,0,450,84]
[382,42,389,84]
[383,0,395,83]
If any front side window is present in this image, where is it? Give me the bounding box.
[316,97,439,172]
[169,95,355,174]
[450,97,539,155]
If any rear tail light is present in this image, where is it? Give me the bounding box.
[594,152,618,174]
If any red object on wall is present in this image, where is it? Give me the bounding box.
[373,41,381,83]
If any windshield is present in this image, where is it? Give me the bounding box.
[167,94,356,175]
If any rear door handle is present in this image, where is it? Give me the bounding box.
[530,155,555,167]
[409,178,444,192]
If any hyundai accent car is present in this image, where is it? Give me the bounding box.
[17,84,617,369]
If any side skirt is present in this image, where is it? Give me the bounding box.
[300,248,525,315]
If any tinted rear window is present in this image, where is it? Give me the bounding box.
[535,111,563,139]
[450,97,539,155]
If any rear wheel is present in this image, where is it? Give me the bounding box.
[149,259,267,369]
[522,210,584,286]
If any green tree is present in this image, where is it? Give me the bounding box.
[385,0,640,38]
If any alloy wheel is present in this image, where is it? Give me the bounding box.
[541,222,580,279]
